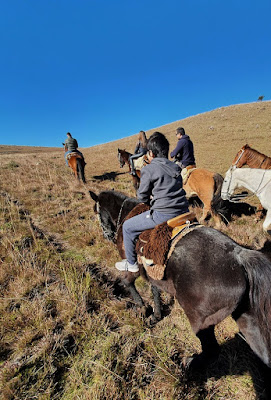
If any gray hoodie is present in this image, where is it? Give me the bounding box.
[137,158,189,215]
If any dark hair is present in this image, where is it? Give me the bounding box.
[176,127,185,135]
[147,131,169,158]
[67,132,72,137]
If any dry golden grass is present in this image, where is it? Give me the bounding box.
[0,101,271,399]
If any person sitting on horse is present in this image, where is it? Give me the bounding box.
[170,127,196,169]
[129,130,148,175]
[115,131,189,273]
[63,132,84,166]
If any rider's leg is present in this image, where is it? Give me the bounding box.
[65,151,71,166]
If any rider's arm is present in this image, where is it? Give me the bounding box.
[170,140,184,158]
[137,168,152,204]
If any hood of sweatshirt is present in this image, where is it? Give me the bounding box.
[151,158,181,178]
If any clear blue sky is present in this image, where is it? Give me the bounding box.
[0,0,270,148]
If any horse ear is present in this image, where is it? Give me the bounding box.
[89,190,98,202]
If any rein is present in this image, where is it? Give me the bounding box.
[115,198,129,239]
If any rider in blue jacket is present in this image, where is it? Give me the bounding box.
[170,127,196,169]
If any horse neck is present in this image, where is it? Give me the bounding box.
[244,148,268,168]
[233,169,267,194]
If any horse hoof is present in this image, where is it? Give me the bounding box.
[182,351,220,374]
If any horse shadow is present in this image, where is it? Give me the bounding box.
[183,335,271,399]
[188,197,257,223]
[92,171,125,182]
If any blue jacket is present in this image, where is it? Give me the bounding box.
[170,134,195,167]
[137,158,189,216]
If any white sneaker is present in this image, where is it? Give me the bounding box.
[115,259,139,272]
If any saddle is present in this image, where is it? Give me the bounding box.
[181,165,197,185]
[67,152,84,160]
[117,204,200,280]
[133,155,149,171]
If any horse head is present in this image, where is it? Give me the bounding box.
[89,190,140,242]
[221,166,236,201]
[118,148,126,168]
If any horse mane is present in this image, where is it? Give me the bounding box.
[237,144,271,168]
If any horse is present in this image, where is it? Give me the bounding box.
[89,189,271,372]
[221,166,271,234]
[117,148,141,190]
[182,168,226,227]
[64,145,86,183]
[232,144,271,169]
[232,144,271,219]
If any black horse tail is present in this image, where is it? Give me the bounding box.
[240,250,271,362]
[211,173,228,218]
[77,158,86,183]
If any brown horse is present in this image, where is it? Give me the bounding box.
[232,144,271,169]
[117,148,141,190]
[182,168,225,227]
[64,145,86,183]
[232,144,271,218]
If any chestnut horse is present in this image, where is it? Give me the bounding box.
[232,144,271,169]
[117,149,225,227]
[89,189,271,372]
[232,144,271,218]
[64,145,86,183]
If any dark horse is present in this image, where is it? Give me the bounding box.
[64,145,86,183]
[117,148,141,190]
[89,189,271,371]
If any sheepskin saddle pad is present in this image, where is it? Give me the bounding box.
[181,165,197,185]
[67,152,83,160]
[121,203,199,280]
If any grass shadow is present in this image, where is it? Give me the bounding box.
[183,335,271,399]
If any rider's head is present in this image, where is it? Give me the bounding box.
[176,127,185,137]
[67,132,72,138]
[147,132,169,158]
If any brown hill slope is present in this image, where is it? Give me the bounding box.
[83,100,271,181]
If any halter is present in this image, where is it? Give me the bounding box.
[223,167,270,202]
[233,148,245,166]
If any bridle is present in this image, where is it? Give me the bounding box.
[118,151,125,168]
[222,166,269,202]
[233,148,245,167]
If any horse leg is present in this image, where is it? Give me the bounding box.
[235,312,271,367]
[183,325,220,371]
[151,285,162,321]
[263,209,271,235]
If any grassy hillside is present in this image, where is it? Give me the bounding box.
[0,101,271,399]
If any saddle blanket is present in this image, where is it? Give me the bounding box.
[133,155,147,170]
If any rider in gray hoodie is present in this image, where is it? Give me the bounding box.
[115,132,189,273]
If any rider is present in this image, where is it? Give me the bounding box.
[129,130,148,175]
[115,131,189,273]
[63,132,84,166]
[170,127,196,169]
